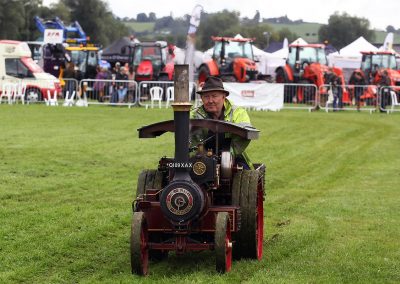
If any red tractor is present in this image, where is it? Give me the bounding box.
[275,43,349,104]
[131,66,265,275]
[198,36,259,83]
[349,51,400,101]
[123,41,174,82]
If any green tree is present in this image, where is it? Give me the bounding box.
[318,12,375,49]
[239,24,274,49]
[0,0,26,40]
[62,0,128,46]
[272,27,298,43]
[197,10,241,50]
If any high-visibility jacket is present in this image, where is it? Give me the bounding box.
[190,99,253,168]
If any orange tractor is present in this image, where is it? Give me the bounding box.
[349,50,400,109]
[275,43,349,104]
[197,36,258,83]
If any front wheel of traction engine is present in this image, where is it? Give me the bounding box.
[130,212,149,276]
[232,170,263,260]
[134,170,168,261]
[215,212,232,273]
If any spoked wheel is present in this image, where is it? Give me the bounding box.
[215,212,232,273]
[130,212,149,276]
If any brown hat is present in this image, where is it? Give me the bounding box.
[197,76,229,96]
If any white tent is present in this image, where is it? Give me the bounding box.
[291,38,308,45]
[339,36,377,56]
[328,36,378,69]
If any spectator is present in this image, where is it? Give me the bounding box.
[349,71,366,111]
[93,66,109,102]
[63,62,78,98]
[378,70,391,112]
[127,66,136,103]
[112,66,128,103]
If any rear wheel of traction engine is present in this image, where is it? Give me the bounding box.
[130,212,149,276]
[198,65,210,84]
[232,170,263,260]
[135,170,168,261]
[215,212,232,273]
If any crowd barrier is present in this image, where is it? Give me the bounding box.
[319,84,378,113]
[137,81,198,108]
[79,79,138,107]
[377,85,400,113]
[1,78,399,113]
[280,83,319,111]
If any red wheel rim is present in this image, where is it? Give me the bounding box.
[225,219,232,272]
[256,186,264,260]
[140,221,149,275]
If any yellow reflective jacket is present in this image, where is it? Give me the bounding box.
[190,99,253,168]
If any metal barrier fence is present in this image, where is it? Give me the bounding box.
[319,84,378,113]
[79,79,138,106]
[62,78,80,97]
[378,85,400,113]
[2,78,399,113]
[281,83,319,111]
[137,81,198,108]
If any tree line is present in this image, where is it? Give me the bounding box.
[0,0,377,50]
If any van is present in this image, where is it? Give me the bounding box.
[0,40,61,102]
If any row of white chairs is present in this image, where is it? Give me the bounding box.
[149,86,174,108]
[0,82,27,104]
[45,90,88,107]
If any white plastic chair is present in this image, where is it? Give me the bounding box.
[13,82,27,104]
[75,91,88,107]
[166,86,174,108]
[149,86,163,108]
[45,90,58,106]
[63,91,76,107]
[0,83,16,104]
[390,90,400,113]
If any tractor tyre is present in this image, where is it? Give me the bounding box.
[130,212,149,276]
[215,212,232,273]
[198,65,210,84]
[298,79,315,104]
[232,170,263,260]
[25,87,42,103]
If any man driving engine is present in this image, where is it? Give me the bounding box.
[190,76,253,169]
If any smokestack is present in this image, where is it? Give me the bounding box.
[172,65,192,180]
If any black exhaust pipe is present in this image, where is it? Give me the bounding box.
[171,65,192,181]
[160,65,205,224]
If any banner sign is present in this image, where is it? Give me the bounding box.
[44,29,64,44]
[223,83,284,111]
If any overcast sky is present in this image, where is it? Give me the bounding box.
[43,0,400,30]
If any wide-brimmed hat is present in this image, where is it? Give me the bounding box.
[197,76,229,96]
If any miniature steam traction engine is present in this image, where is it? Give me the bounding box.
[131,65,265,275]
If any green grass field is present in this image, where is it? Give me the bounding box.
[124,22,155,33]
[0,105,399,283]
